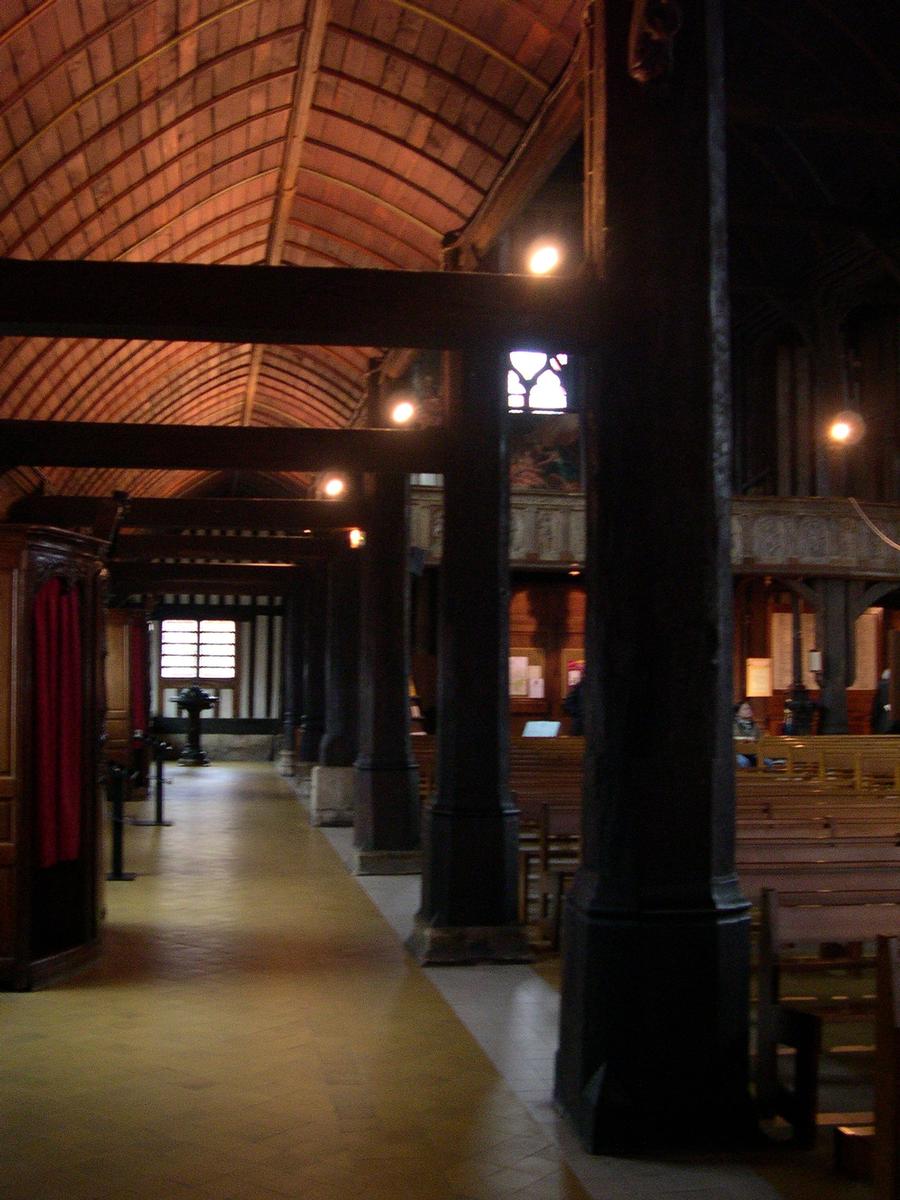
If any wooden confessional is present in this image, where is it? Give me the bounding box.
[0,527,106,989]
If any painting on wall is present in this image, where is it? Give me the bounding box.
[509,413,581,492]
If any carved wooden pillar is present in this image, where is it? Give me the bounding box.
[354,471,420,873]
[407,347,530,964]
[299,562,326,763]
[310,548,360,824]
[555,0,753,1152]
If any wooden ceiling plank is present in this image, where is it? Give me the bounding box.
[0,260,602,349]
[242,0,330,427]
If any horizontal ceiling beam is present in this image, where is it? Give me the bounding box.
[112,533,337,561]
[109,562,308,594]
[9,495,364,531]
[0,259,603,350]
[0,420,448,472]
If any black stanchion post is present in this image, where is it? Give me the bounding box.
[132,740,174,827]
[106,762,136,881]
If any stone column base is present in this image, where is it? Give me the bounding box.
[405,914,533,965]
[354,848,422,876]
[309,765,356,826]
[276,749,295,777]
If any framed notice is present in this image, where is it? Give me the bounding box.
[745,658,772,697]
[509,647,546,706]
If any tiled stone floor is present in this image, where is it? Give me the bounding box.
[0,764,873,1200]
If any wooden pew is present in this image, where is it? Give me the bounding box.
[740,736,900,791]
[833,936,900,1199]
[755,888,900,1146]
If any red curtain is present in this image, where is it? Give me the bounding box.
[33,577,83,869]
[129,617,149,735]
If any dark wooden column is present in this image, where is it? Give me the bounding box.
[407,348,530,964]
[555,0,753,1152]
[277,588,303,776]
[319,547,360,765]
[299,563,326,762]
[310,547,360,825]
[813,578,856,733]
[354,471,420,873]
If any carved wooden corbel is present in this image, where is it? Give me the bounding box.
[628,0,684,84]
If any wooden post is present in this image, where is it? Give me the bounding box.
[309,549,360,825]
[299,563,326,763]
[353,471,420,873]
[555,0,753,1151]
[407,347,530,964]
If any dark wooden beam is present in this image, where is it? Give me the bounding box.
[9,495,364,530]
[109,562,307,593]
[728,102,900,137]
[0,421,448,472]
[113,533,337,561]
[0,259,603,350]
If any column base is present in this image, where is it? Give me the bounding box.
[354,848,422,875]
[276,749,295,777]
[554,878,755,1154]
[405,914,533,965]
[309,765,355,826]
[178,750,209,766]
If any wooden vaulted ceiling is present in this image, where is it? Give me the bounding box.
[0,0,582,502]
[0,1,897,511]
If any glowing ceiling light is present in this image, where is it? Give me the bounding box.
[323,476,345,498]
[528,243,561,275]
[390,399,416,425]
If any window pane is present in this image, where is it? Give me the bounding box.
[162,619,198,632]
[200,620,236,632]
[201,667,235,678]
[161,666,196,678]
[509,350,547,380]
[529,370,567,409]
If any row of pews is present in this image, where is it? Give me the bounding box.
[409,733,900,1188]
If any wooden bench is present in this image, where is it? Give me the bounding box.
[756,888,900,1147]
[518,803,580,942]
[741,736,900,792]
[832,936,900,1199]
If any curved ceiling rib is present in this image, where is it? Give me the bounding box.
[0,0,581,503]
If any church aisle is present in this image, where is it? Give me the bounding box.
[0,764,587,1200]
[1,763,869,1200]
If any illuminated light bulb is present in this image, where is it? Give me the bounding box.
[348,528,366,549]
[829,420,851,443]
[390,399,416,425]
[826,411,865,446]
[528,244,560,275]
[323,476,345,498]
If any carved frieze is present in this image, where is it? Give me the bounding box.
[731,498,900,581]
[411,487,585,569]
[413,488,900,580]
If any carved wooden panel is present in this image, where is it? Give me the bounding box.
[411,488,586,569]
[413,489,900,581]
